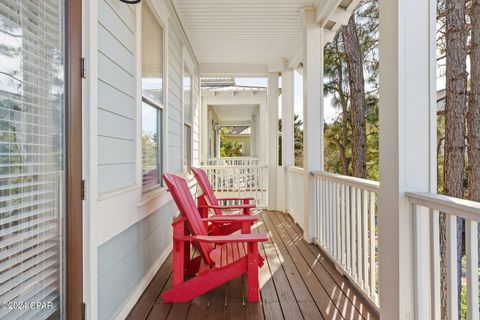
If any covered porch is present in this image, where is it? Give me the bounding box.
[125,0,480,318]
[127,211,378,320]
[78,0,480,319]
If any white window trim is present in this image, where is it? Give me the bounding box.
[182,46,195,173]
[137,0,170,202]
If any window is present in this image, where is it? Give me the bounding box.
[141,2,164,191]
[142,101,162,190]
[183,65,193,172]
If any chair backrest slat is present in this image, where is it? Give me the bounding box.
[163,174,214,265]
[191,167,222,216]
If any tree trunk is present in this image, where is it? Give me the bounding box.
[442,0,468,317]
[469,0,480,203]
[469,0,480,269]
[335,34,351,176]
[342,15,366,179]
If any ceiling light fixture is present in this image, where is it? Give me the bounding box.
[119,0,141,4]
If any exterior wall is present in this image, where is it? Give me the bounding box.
[83,0,200,319]
[97,202,176,320]
[97,0,136,193]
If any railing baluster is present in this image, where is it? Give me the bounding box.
[356,187,362,285]
[351,186,357,280]
[446,213,458,320]
[332,181,337,258]
[336,182,341,261]
[346,185,351,273]
[341,184,346,267]
[430,209,441,320]
[369,191,376,301]
[321,179,326,246]
[362,189,368,290]
[466,219,479,320]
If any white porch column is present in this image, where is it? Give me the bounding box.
[259,101,267,165]
[378,0,437,318]
[282,68,295,168]
[282,67,295,212]
[267,72,279,210]
[200,95,208,165]
[250,115,257,157]
[302,8,324,242]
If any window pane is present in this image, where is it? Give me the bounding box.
[142,3,163,106]
[183,71,192,123]
[142,102,160,189]
[184,124,192,171]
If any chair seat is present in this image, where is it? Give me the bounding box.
[209,242,247,268]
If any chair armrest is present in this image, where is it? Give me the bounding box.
[175,234,268,244]
[217,197,255,202]
[201,216,257,224]
[198,204,255,210]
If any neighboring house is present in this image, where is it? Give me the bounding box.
[201,85,267,162]
[222,126,252,156]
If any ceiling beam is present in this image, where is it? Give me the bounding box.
[199,63,268,77]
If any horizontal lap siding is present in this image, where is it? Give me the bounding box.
[97,0,136,194]
[98,202,177,320]
[167,0,199,173]
[95,1,200,319]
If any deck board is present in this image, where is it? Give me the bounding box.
[127,211,379,320]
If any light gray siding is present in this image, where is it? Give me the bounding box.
[94,1,201,319]
[97,201,177,320]
[166,0,199,173]
[97,0,136,193]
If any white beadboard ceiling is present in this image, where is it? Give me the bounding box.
[172,0,325,67]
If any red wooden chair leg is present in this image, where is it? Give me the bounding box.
[172,220,185,287]
[247,242,260,302]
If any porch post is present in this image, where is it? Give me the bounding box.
[200,93,208,165]
[267,72,279,210]
[378,0,437,318]
[302,8,324,242]
[282,67,295,212]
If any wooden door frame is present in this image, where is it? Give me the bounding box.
[65,0,83,319]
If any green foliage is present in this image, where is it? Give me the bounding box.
[323,0,379,180]
[142,132,158,173]
[294,115,304,167]
[219,127,243,157]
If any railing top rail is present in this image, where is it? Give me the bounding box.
[285,166,304,174]
[200,164,268,169]
[207,157,260,159]
[311,171,380,192]
[406,192,480,221]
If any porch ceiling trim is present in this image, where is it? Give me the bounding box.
[199,63,268,77]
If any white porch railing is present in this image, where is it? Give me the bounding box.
[311,171,380,306]
[200,164,267,207]
[285,166,305,228]
[407,192,480,320]
[206,157,260,166]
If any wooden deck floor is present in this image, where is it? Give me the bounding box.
[127,211,379,320]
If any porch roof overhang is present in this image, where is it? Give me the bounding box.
[172,0,360,76]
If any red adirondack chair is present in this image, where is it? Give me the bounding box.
[192,167,257,234]
[191,167,256,215]
[162,173,267,302]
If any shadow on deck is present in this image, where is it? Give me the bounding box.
[127,211,379,320]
